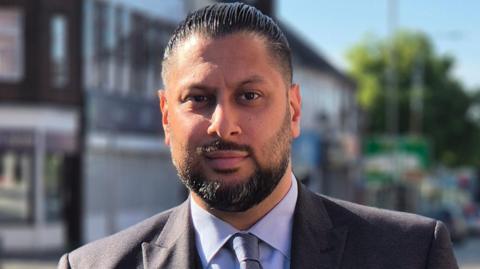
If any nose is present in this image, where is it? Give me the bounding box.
[207,103,242,138]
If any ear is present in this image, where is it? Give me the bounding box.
[158,89,171,146]
[288,83,301,138]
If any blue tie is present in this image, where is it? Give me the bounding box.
[229,233,262,269]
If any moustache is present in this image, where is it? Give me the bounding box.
[197,139,252,154]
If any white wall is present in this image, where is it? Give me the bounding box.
[83,133,184,243]
[294,66,350,131]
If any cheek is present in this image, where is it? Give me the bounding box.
[258,110,291,153]
[246,119,274,150]
[169,124,200,167]
[169,114,208,149]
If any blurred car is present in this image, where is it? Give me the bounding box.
[427,207,468,243]
[466,216,480,236]
[464,203,480,237]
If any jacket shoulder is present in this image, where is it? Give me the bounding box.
[317,195,457,268]
[323,195,436,228]
[64,206,177,268]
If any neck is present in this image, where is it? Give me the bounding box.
[191,169,293,230]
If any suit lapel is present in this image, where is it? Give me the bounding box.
[291,184,348,269]
[142,200,200,269]
[141,183,348,269]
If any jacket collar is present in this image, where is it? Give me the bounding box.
[141,199,200,269]
[290,183,348,269]
[141,182,348,269]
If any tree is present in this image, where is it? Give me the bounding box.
[347,31,480,166]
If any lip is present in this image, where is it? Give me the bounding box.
[204,150,249,170]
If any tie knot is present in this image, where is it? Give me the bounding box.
[229,233,260,263]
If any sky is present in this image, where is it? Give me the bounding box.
[277,0,479,91]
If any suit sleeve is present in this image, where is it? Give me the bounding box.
[57,253,72,269]
[426,221,459,269]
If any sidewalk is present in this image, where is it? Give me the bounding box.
[1,260,56,269]
[454,237,480,269]
[0,248,61,269]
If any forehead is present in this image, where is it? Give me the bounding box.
[164,32,286,89]
[178,32,267,60]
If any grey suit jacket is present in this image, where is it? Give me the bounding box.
[58,183,458,268]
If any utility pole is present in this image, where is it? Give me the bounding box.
[410,54,424,135]
[386,0,398,137]
[386,0,401,210]
[409,30,463,136]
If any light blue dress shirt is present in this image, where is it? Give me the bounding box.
[190,175,298,269]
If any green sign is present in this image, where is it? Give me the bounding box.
[363,136,430,185]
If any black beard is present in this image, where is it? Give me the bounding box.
[179,143,290,212]
[176,113,292,212]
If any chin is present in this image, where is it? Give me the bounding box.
[209,170,254,183]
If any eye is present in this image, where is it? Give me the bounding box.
[188,95,209,103]
[182,94,215,110]
[239,92,261,101]
[183,94,212,104]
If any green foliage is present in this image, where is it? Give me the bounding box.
[347,30,480,166]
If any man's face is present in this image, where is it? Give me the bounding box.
[159,32,301,212]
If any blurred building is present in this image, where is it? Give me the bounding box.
[0,0,82,256]
[0,0,360,257]
[0,0,187,256]
[80,0,187,246]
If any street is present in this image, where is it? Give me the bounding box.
[455,237,480,269]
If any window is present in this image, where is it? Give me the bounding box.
[82,0,174,97]
[94,1,108,89]
[50,15,69,88]
[129,13,148,94]
[83,0,95,89]
[0,150,32,222]
[0,8,24,82]
[44,153,64,222]
[114,5,130,94]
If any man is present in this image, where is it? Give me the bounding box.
[58,3,458,269]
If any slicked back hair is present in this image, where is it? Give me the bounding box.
[161,2,292,86]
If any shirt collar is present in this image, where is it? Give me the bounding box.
[249,174,297,258]
[190,174,298,265]
[190,196,238,264]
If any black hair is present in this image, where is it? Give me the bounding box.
[161,2,292,85]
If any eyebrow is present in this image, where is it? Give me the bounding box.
[185,75,266,92]
[188,84,217,92]
[237,75,266,86]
